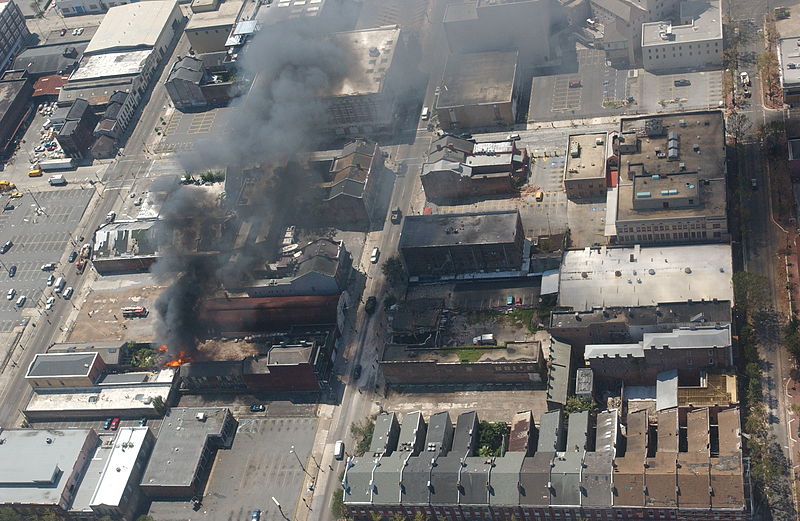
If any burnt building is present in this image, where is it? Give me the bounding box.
[421,135,527,201]
[56,98,98,158]
[164,54,236,111]
[200,294,342,335]
[0,72,32,157]
[398,210,526,280]
[320,139,385,224]
[179,326,338,393]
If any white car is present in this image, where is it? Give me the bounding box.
[45,297,55,310]
[15,295,25,308]
[370,247,380,264]
[507,133,521,141]
[740,71,751,86]
[63,286,74,299]
[6,288,15,300]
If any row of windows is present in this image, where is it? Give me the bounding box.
[619,221,710,233]
[618,230,723,241]
[352,507,745,521]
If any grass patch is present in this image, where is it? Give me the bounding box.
[452,347,490,363]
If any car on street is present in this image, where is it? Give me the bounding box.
[251,510,261,521]
[41,263,56,271]
[534,191,544,202]
[0,240,12,254]
[110,417,120,430]
[106,211,116,223]
[421,106,429,121]
[63,286,74,299]
[6,289,14,300]
[45,297,55,310]
[139,417,148,426]
[15,295,25,308]
[516,297,522,305]
[7,265,15,277]
[507,295,514,306]
[249,404,265,412]
[47,274,55,286]
[674,79,691,87]
[370,247,380,264]
[365,296,377,314]
[743,86,751,98]
[334,440,345,460]
[354,364,362,380]
[28,168,42,177]
[569,80,582,88]
[103,418,113,430]
[10,192,22,198]
[68,251,77,262]
[751,178,758,190]
[391,208,402,224]
[507,133,521,141]
[740,71,751,86]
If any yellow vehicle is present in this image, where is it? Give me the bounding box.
[0,180,15,192]
[28,168,42,177]
[10,192,23,198]
[534,191,544,202]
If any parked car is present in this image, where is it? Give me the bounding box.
[457,132,472,140]
[507,295,514,306]
[354,364,362,380]
[45,297,55,310]
[41,263,56,271]
[6,288,14,300]
[15,295,25,308]
[674,79,691,87]
[334,440,345,460]
[106,211,116,223]
[110,417,120,430]
[740,71,751,86]
[249,404,265,412]
[507,133,521,141]
[0,240,12,254]
[421,106,430,121]
[515,297,522,305]
[370,247,380,264]
[251,510,261,521]
[751,178,758,190]
[63,286,74,299]
[103,418,113,430]
[47,274,55,286]
[68,251,77,262]
[7,265,15,277]
[391,208,402,224]
[365,296,377,314]
[139,417,148,426]
[569,80,582,88]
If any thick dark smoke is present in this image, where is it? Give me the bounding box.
[153,5,360,356]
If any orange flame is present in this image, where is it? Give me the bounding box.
[164,351,191,367]
[157,344,168,352]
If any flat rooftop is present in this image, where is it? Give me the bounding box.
[255,0,327,25]
[70,50,152,82]
[550,299,732,331]
[617,111,726,222]
[27,352,97,378]
[93,219,159,260]
[558,244,733,311]
[327,26,400,97]
[566,133,607,181]
[437,51,517,108]
[141,407,230,488]
[89,427,150,508]
[779,36,800,88]
[399,210,520,249]
[0,78,28,118]
[642,0,722,46]
[25,383,173,416]
[0,429,95,506]
[382,343,540,363]
[85,0,178,55]
[187,0,243,29]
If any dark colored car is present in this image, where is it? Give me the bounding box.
[674,79,691,87]
[7,266,15,278]
[103,418,113,430]
[139,417,148,426]
[365,296,377,314]
[68,251,77,262]
[391,208,402,224]
[457,132,472,140]
[354,364,362,380]
[250,404,266,412]
[569,80,582,88]
[0,241,12,254]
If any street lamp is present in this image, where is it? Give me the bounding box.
[289,446,311,477]
[272,497,289,521]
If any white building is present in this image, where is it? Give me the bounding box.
[641,0,722,71]
[60,1,184,132]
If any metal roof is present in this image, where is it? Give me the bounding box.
[27,352,98,378]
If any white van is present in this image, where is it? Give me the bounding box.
[334,440,345,461]
[54,277,66,293]
[421,106,429,121]
[370,247,380,264]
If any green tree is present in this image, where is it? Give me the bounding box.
[331,489,346,519]
[350,418,375,456]
[152,395,166,416]
[381,256,406,286]
[413,512,428,521]
[131,348,157,368]
[564,395,595,414]
[732,271,769,318]
[727,112,752,147]
[477,421,509,457]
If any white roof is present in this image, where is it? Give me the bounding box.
[558,244,733,310]
[85,0,178,55]
[585,325,731,360]
[90,427,149,508]
[71,50,151,81]
[26,383,173,414]
[540,269,560,295]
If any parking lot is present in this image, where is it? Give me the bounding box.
[529,49,723,123]
[0,188,92,332]
[407,278,542,311]
[154,106,235,154]
[149,414,319,521]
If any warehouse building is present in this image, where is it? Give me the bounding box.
[614,111,728,245]
[564,132,609,199]
[185,0,243,54]
[25,351,107,388]
[0,71,32,157]
[140,407,237,498]
[436,51,518,129]
[398,210,526,280]
[60,0,184,133]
